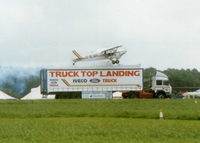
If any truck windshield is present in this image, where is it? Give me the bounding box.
[163,80,169,85]
[156,80,169,85]
[156,80,162,85]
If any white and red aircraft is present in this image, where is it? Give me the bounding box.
[72,45,127,65]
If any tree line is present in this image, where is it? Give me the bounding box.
[144,67,200,92]
[1,67,200,98]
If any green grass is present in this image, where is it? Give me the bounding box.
[0,118,200,143]
[0,99,200,120]
[0,99,200,142]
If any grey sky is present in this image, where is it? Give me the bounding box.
[0,0,200,70]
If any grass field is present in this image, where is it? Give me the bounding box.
[0,99,200,143]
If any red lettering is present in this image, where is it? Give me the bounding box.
[61,72,67,77]
[81,71,86,77]
[50,71,79,77]
[49,72,55,77]
[103,79,117,82]
[107,71,111,76]
[74,72,79,77]
[93,71,98,77]
[112,71,118,76]
[119,71,124,76]
[68,72,74,77]
[56,72,61,77]
[49,70,141,77]
[134,71,140,76]
[100,71,106,77]
[86,71,93,77]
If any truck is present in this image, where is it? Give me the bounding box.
[122,71,172,98]
[40,66,172,99]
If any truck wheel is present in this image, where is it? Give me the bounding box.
[157,93,166,98]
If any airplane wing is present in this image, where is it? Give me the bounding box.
[101,45,122,54]
[72,50,83,59]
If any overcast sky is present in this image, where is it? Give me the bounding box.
[0,0,199,70]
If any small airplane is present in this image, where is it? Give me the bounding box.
[72,45,127,65]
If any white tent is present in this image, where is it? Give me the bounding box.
[21,86,55,100]
[0,90,16,100]
[183,89,200,99]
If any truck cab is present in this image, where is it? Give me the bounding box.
[151,71,172,98]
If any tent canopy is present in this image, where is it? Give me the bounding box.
[21,86,55,100]
[0,90,16,100]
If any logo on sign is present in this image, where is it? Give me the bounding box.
[90,78,101,83]
[73,79,87,83]
[49,79,58,84]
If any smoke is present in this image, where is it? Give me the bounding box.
[0,66,41,96]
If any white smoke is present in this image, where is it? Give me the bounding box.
[0,66,41,95]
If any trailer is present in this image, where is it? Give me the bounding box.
[40,66,143,98]
[40,66,172,99]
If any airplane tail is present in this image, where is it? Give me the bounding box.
[72,50,83,59]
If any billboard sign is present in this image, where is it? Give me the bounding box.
[46,68,143,92]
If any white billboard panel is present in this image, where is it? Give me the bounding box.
[47,68,143,92]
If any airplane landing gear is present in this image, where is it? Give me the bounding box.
[112,60,120,64]
[115,60,119,64]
